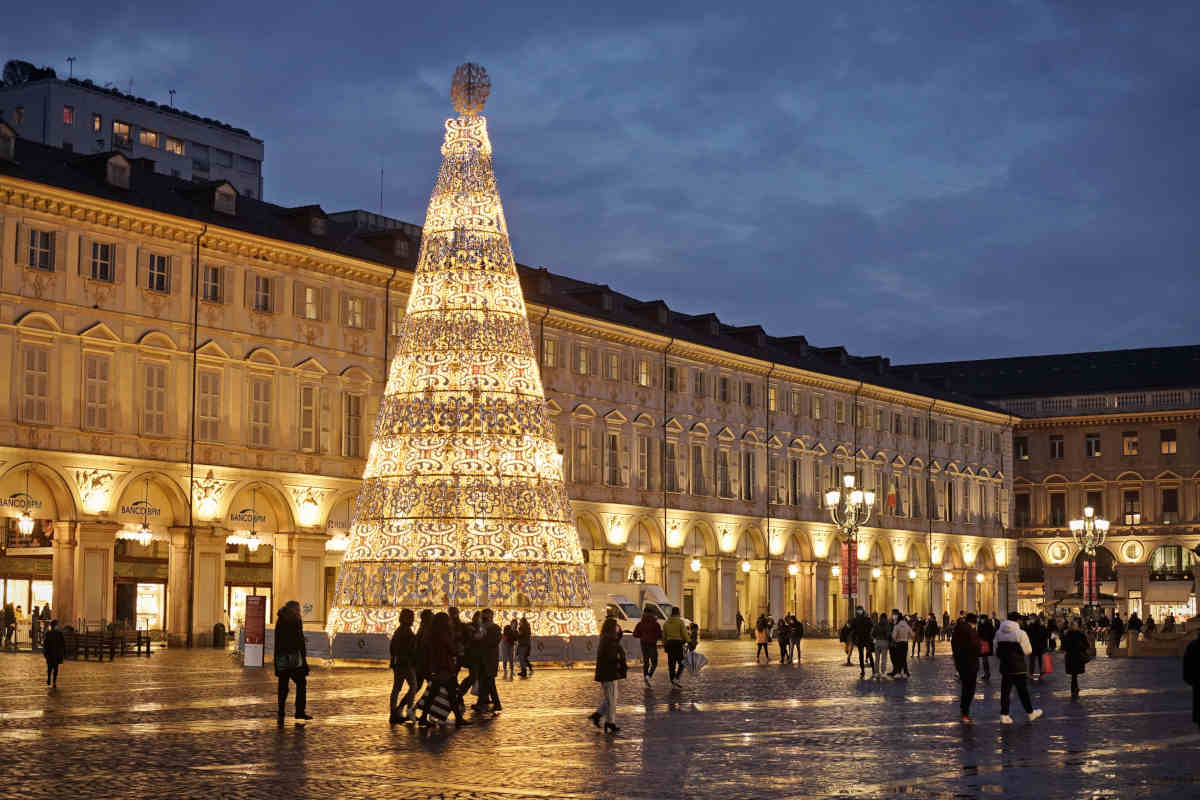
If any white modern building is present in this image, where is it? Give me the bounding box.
[0,67,263,198]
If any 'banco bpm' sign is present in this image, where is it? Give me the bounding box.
[1,492,43,511]
[119,499,162,517]
[229,508,268,525]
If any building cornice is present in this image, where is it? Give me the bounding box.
[1016,408,1200,429]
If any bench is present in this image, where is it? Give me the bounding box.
[62,630,153,660]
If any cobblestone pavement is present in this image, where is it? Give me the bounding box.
[1,637,1196,799]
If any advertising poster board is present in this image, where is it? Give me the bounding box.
[243,595,266,668]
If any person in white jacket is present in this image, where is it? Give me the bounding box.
[994,612,1043,724]
[888,611,912,678]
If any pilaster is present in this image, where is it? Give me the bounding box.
[272,532,329,625]
[50,521,76,626]
[72,521,119,628]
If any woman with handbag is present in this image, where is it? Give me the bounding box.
[589,617,627,735]
[1062,617,1089,700]
[274,600,312,727]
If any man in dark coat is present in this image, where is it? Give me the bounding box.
[274,600,311,726]
[977,615,996,680]
[851,607,875,679]
[389,608,419,723]
[1184,630,1200,730]
[474,609,503,713]
[43,619,66,688]
[951,613,981,723]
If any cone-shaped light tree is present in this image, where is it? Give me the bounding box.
[328,64,596,637]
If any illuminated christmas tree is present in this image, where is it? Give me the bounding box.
[328,64,595,637]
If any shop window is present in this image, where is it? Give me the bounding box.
[1148,545,1197,581]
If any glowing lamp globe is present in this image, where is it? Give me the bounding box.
[824,490,841,509]
[871,567,882,579]
[863,491,875,506]
[246,534,261,554]
[975,573,985,583]
[17,512,35,537]
[136,523,153,548]
[944,570,953,583]
[690,558,702,573]
[741,560,751,573]
[632,554,645,569]
[831,565,841,577]
[198,496,218,519]
[850,490,864,505]
[843,474,855,489]
[787,563,799,576]
[908,568,917,580]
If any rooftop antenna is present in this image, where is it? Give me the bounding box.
[66,57,76,79]
[169,89,176,107]
[379,164,384,217]
[127,77,134,94]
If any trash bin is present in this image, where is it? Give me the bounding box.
[212,622,226,648]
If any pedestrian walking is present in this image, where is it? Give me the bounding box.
[1185,629,1200,731]
[274,600,312,727]
[1109,613,1125,655]
[500,616,516,678]
[30,606,41,649]
[1062,618,1089,700]
[755,618,770,663]
[925,613,939,657]
[977,614,995,681]
[995,612,1042,724]
[912,616,925,660]
[951,613,981,723]
[633,607,662,685]
[791,617,805,663]
[458,611,485,704]
[389,609,419,724]
[589,617,627,735]
[1026,615,1047,681]
[662,607,687,687]
[775,617,790,663]
[839,620,853,666]
[516,614,533,678]
[852,607,875,678]
[736,611,744,637]
[942,611,951,640]
[418,611,471,728]
[1127,611,1142,642]
[872,613,891,678]
[474,609,502,713]
[43,619,65,688]
[889,612,911,678]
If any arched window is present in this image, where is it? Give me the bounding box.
[682,528,706,557]
[1018,547,1044,583]
[1148,545,1198,581]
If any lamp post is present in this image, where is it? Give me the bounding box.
[1069,506,1109,619]
[825,474,875,620]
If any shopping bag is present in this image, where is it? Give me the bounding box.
[687,650,708,675]
[1041,652,1054,675]
[422,686,453,722]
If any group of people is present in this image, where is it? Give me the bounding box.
[750,613,806,664]
[838,608,919,679]
[3,603,54,648]
[272,600,535,729]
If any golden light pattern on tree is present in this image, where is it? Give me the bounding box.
[327,65,596,638]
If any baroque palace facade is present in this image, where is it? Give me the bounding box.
[0,123,1016,643]
[911,350,1200,622]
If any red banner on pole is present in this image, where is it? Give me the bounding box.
[1082,559,1096,605]
[840,542,858,598]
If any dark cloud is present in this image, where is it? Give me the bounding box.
[7,0,1198,361]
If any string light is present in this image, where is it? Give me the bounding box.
[327,64,594,638]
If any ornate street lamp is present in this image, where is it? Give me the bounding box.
[825,473,874,618]
[17,468,35,537]
[1069,506,1110,617]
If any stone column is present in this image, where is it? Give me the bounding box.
[168,526,230,647]
[166,526,192,646]
[713,558,736,637]
[72,521,119,628]
[51,521,77,626]
[273,532,329,626]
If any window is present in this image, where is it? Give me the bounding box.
[146,253,169,292]
[1086,490,1104,515]
[604,353,619,381]
[912,417,921,441]
[89,241,113,282]
[834,400,846,424]
[343,295,364,327]
[299,386,317,452]
[165,137,185,155]
[575,346,590,376]
[636,359,650,387]
[62,106,75,126]
[251,275,274,313]
[573,428,589,483]
[249,377,272,447]
[198,371,221,441]
[1047,493,1065,526]
[112,121,132,148]
[716,450,731,498]
[741,451,755,501]
[27,228,53,271]
[83,354,110,430]
[543,339,558,369]
[854,403,864,427]
[1013,493,1030,527]
[666,366,678,393]
[789,389,801,415]
[1085,434,1101,458]
[143,363,167,435]
[946,481,957,522]
[718,377,730,403]
[1122,431,1139,456]
[14,107,24,125]
[812,395,822,420]
[191,143,210,172]
[1049,435,1064,459]
[911,477,923,518]
[636,434,650,490]
[1148,545,1197,581]
[92,113,102,133]
[741,381,753,407]
[1162,489,1179,524]
[961,425,969,445]
[201,266,222,302]
[1160,429,1177,454]
[1014,436,1029,460]
[768,387,777,412]
[789,459,801,505]
[691,444,705,495]
[693,370,706,397]
[21,347,49,423]
[603,432,620,486]
[664,442,678,493]
[297,285,322,320]
[875,409,883,431]
[343,394,363,458]
[1123,490,1141,525]
[892,414,903,435]
[214,149,233,168]
[237,155,259,175]
[138,128,160,148]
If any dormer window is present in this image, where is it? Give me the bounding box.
[0,122,14,161]
[106,155,130,189]
[601,293,613,312]
[213,184,236,215]
[709,321,719,336]
[310,217,327,236]
[397,239,409,257]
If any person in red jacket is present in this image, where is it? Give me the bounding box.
[632,607,662,687]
